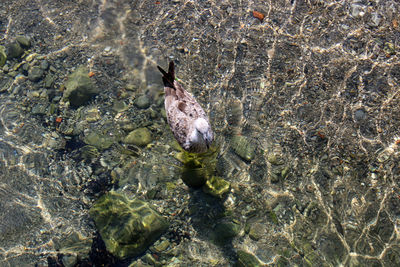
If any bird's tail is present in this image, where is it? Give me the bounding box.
[157,61,176,89]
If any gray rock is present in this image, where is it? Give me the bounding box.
[354,109,366,121]
[16,36,31,48]
[28,66,44,82]
[63,66,99,107]
[44,74,55,88]
[134,95,151,109]
[123,127,152,146]
[40,60,49,70]
[6,42,24,59]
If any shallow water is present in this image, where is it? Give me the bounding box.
[1,0,400,266]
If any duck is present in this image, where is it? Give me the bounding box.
[157,61,214,153]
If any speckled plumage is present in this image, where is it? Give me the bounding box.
[157,61,214,153]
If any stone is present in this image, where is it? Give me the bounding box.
[123,127,152,146]
[40,60,49,70]
[202,176,230,198]
[236,250,262,267]
[134,95,151,109]
[112,100,129,112]
[213,220,240,244]
[231,135,255,161]
[248,223,264,241]
[6,42,24,59]
[44,74,55,88]
[0,46,6,67]
[63,66,99,107]
[16,36,31,48]
[89,191,169,259]
[83,132,114,151]
[28,66,44,82]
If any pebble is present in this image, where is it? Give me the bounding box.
[134,95,151,109]
[28,66,44,82]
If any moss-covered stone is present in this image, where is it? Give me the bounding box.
[28,66,44,82]
[236,250,262,267]
[63,66,99,107]
[83,132,114,150]
[124,127,152,146]
[203,176,230,198]
[0,46,6,67]
[175,148,218,188]
[213,220,240,244]
[16,36,31,49]
[6,42,24,59]
[134,95,151,109]
[89,191,169,259]
[231,135,255,161]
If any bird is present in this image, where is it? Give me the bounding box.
[157,61,214,153]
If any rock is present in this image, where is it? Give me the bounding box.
[44,74,55,88]
[83,132,114,151]
[123,127,152,146]
[0,46,6,67]
[16,36,31,48]
[213,220,240,244]
[134,95,151,109]
[6,42,24,59]
[62,254,78,267]
[28,66,44,82]
[231,135,255,161]
[63,66,99,107]
[112,100,129,112]
[151,239,170,253]
[40,60,49,70]
[31,103,48,115]
[354,109,366,121]
[203,176,230,198]
[80,145,100,160]
[54,231,92,264]
[89,191,169,259]
[236,250,262,267]
[248,223,264,241]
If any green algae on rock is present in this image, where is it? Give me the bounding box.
[63,66,99,107]
[6,42,24,59]
[89,191,169,259]
[202,176,230,198]
[231,135,255,161]
[213,220,241,245]
[175,147,218,188]
[236,250,262,267]
[124,127,152,146]
[0,46,6,67]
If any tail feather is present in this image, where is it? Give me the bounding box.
[157,61,175,89]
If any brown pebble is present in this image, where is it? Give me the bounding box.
[252,10,265,22]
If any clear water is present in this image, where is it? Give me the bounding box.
[0,0,400,266]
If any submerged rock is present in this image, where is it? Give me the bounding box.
[213,220,240,244]
[89,191,169,259]
[63,66,99,107]
[6,42,24,59]
[16,36,31,49]
[203,176,230,198]
[123,127,152,146]
[28,66,44,82]
[134,95,151,109]
[0,46,6,67]
[231,135,255,161]
[236,250,262,267]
